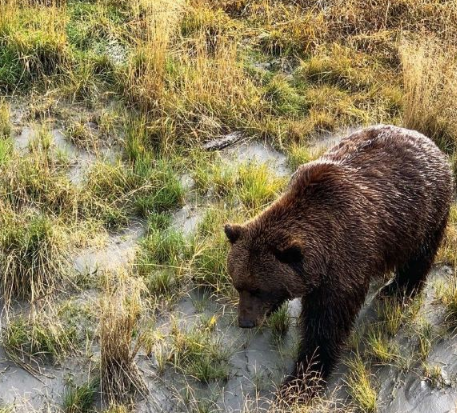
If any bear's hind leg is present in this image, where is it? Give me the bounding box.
[384,218,447,297]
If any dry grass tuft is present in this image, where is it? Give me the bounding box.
[99,274,147,405]
[437,204,457,264]
[344,353,377,412]
[2,306,75,366]
[0,209,68,304]
[401,39,457,153]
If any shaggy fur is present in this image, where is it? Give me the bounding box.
[225,125,453,397]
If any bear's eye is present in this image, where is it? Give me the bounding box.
[274,245,303,265]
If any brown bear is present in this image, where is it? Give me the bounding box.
[224,125,453,398]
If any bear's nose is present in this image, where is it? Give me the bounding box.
[238,318,256,328]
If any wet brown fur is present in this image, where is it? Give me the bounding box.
[225,125,453,398]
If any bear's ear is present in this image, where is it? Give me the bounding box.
[224,224,243,244]
[274,243,303,265]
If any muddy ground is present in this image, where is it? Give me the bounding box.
[1,117,457,413]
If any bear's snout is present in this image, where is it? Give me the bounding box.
[238,317,256,328]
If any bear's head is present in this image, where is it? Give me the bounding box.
[224,220,310,328]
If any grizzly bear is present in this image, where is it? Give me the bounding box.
[224,125,453,398]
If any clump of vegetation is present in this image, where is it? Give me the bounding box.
[0,211,67,303]
[0,3,74,92]
[286,143,323,171]
[2,311,75,364]
[99,275,147,404]
[0,135,12,166]
[133,159,185,217]
[58,299,97,346]
[365,325,399,364]
[401,40,457,154]
[263,74,308,116]
[63,379,99,413]
[102,404,130,413]
[237,162,287,212]
[416,320,434,361]
[422,363,447,389]
[137,214,188,298]
[0,131,79,217]
[296,44,378,93]
[65,120,97,151]
[437,205,457,264]
[376,296,403,337]
[190,206,238,296]
[167,318,231,383]
[82,158,183,228]
[268,303,291,342]
[0,100,12,138]
[435,272,457,328]
[345,354,377,412]
[192,153,238,198]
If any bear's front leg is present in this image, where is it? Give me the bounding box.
[279,286,367,402]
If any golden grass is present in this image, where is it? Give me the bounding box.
[344,354,378,412]
[2,305,75,365]
[401,39,457,153]
[437,205,457,265]
[99,274,147,404]
[0,208,68,304]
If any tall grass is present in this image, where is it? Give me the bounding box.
[0,210,68,303]
[401,39,457,153]
[99,275,147,404]
[2,309,75,365]
[0,0,70,90]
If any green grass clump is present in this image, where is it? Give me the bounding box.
[65,120,97,151]
[0,212,67,303]
[137,211,187,297]
[190,207,237,296]
[169,320,231,383]
[58,300,97,346]
[263,75,308,116]
[63,379,99,413]
[3,313,75,364]
[296,44,378,93]
[0,6,70,90]
[256,9,326,57]
[268,303,290,342]
[0,99,11,138]
[82,160,148,228]
[436,204,457,265]
[422,363,446,389]
[286,143,325,171]
[102,404,130,413]
[435,273,457,328]
[192,154,238,198]
[416,320,434,361]
[365,326,398,364]
[0,137,12,166]
[376,297,403,337]
[138,229,186,281]
[0,136,78,217]
[237,162,286,211]
[134,159,184,216]
[345,354,377,412]
[138,214,185,267]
